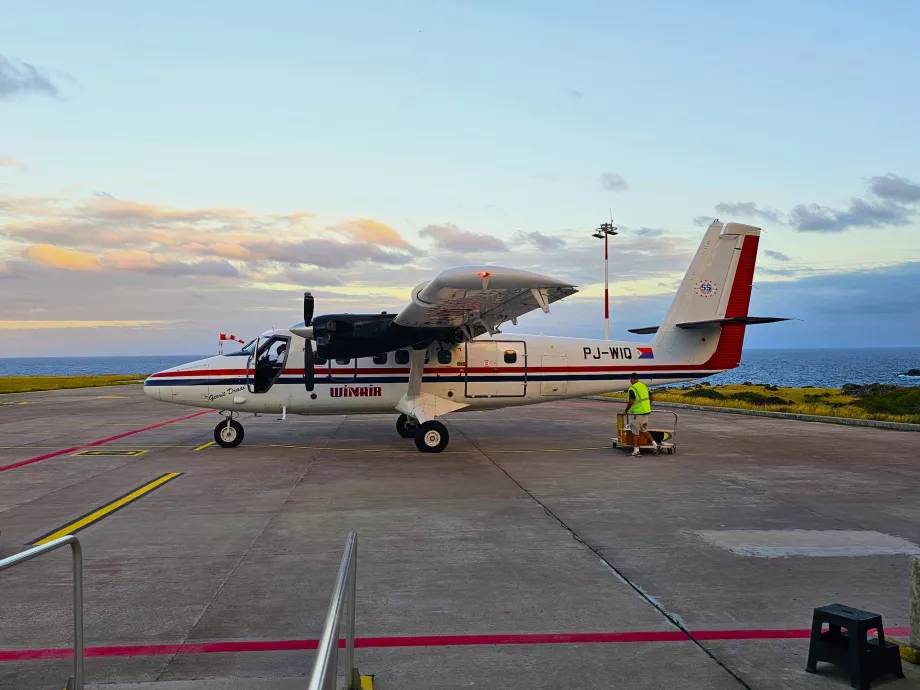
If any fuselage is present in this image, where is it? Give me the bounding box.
[144,330,724,415]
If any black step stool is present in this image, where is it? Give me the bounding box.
[805,603,904,689]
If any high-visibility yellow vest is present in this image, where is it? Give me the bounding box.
[628,382,651,415]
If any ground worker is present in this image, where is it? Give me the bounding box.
[624,373,660,456]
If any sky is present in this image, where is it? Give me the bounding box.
[1,0,919,356]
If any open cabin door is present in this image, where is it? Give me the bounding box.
[246,335,290,394]
[464,340,526,398]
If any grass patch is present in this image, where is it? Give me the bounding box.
[0,375,147,395]
[601,384,920,425]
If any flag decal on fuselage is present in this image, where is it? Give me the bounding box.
[637,347,654,359]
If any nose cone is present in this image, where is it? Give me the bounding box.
[143,374,162,401]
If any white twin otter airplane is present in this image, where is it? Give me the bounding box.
[145,220,788,452]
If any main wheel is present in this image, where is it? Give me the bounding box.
[413,420,449,453]
[396,413,417,439]
[214,419,244,448]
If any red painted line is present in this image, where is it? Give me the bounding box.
[2,627,909,661]
[0,410,213,473]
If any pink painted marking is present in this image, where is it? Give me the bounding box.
[0,410,213,472]
[1,627,909,661]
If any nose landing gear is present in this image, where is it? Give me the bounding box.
[214,413,244,448]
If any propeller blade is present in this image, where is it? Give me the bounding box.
[304,292,314,326]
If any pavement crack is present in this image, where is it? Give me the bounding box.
[153,415,346,681]
[453,424,753,690]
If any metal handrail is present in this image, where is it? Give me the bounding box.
[308,531,359,690]
[0,535,84,690]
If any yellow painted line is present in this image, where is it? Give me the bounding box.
[193,441,215,451]
[29,472,182,546]
[73,448,148,457]
[360,675,375,690]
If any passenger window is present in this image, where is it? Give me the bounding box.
[424,351,430,364]
[395,349,410,365]
[373,353,387,365]
[437,350,452,365]
[504,350,517,364]
[336,358,351,365]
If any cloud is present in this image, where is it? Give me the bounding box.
[692,216,714,227]
[867,173,920,204]
[25,244,100,271]
[334,218,409,248]
[789,198,913,232]
[517,230,565,250]
[788,173,920,232]
[0,156,22,168]
[758,267,798,277]
[633,227,664,238]
[419,223,509,252]
[714,201,781,224]
[0,54,60,100]
[565,88,584,99]
[764,250,790,261]
[529,172,559,182]
[246,237,413,268]
[280,268,345,287]
[598,172,628,192]
[0,319,175,330]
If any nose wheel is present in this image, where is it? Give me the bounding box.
[214,419,244,448]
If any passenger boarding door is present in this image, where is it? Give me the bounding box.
[464,341,526,398]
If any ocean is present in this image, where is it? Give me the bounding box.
[0,348,918,389]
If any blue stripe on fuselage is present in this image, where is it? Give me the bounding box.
[143,371,716,387]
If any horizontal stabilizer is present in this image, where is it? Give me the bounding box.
[677,316,790,329]
[628,317,790,335]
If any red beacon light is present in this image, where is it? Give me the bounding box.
[477,270,492,289]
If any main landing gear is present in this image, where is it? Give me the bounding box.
[214,413,244,448]
[397,413,449,453]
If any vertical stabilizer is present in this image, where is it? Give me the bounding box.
[653,221,761,368]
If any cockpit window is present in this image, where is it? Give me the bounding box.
[225,338,257,357]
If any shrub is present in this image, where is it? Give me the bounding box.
[684,388,726,400]
[729,391,792,406]
[841,383,899,398]
[854,388,920,416]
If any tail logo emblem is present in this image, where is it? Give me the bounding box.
[637,348,654,359]
[695,280,718,297]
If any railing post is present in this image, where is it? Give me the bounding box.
[0,535,84,690]
[345,534,357,689]
[71,539,84,690]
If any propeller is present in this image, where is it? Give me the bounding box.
[290,291,315,339]
[304,291,314,326]
[301,291,316,391]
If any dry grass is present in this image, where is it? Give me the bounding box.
[0,375,146,395]
[601,384,920,425]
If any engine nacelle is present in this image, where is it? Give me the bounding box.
[312,313,457,360]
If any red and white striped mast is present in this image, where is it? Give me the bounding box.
[592,220,618,341]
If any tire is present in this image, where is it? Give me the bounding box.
[396,413,417,439]
[214,419,244,448]
[413,420,449,453]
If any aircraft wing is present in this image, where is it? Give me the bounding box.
[393,266,577,338]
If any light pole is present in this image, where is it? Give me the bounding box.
[592,221,618,341]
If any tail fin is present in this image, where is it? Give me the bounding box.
[652,220,761,369]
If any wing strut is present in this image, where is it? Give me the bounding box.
[395,346,468,424]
